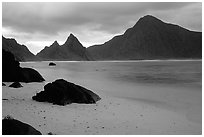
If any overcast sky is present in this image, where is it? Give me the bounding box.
[2,2,202,54]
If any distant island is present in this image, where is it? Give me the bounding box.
[2,15,202,61]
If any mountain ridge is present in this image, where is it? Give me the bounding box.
[2,36,37,61]
[3,15,202,61]
[87,15,202,60]
[36,34,90,61]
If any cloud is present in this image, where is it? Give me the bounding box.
[3,2,200,34]
[2,2,202,54]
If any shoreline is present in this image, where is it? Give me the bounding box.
[20,59,202,63]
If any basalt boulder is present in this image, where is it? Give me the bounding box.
[9,82,23,88]
[49,62,56,66]
[2,117,42,135]
[20,68,45,83]
[32,79,101,105]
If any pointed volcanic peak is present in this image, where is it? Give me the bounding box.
[62,33,84,49]
[2,36,36,61]
[62,33,87,57]
[50,40,60,47]
[64,33,78,45]
[87,15,202,60]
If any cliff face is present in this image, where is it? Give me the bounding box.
[37,34,91,61]
[2,49,44,82]
[2,36,37,61]
[87,15,202,60]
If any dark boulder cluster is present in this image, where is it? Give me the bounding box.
[9,82,23,88]
[2,49,45,82]
[32,79,101,105]
[2,49,101,135]
[2,116,42,135]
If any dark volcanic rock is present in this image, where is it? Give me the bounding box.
[3,49,21,82]
[9,82,23,88]
[32,79,101,105]
[49,62,56,66]
[2,49,45,82]
[20,68,45,83]
[87,15,202,60]
[2,117,42,135]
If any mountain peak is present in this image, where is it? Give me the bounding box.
[53,40,59,44]
[51,40,59,47]
[139,15,161,21]
[142,15,158,19]
[69,33,75,38]
[64,33,79,45]
[135,15,163,26]
[67,33,77,40]
[37,33,88,60]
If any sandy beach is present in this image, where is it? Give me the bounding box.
[2,82,201,134]
[2,61,202,135]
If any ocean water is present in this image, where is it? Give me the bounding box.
[21,60,201,87]
[20,60,202,123]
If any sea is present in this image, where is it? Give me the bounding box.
[20,60,202,87]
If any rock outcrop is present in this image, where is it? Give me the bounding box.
[32,79,101,105]
[2,117,42,135]
[49,62,56,66]
[2,49,45,82]
[9,82,23,88]
[20,68,45,82]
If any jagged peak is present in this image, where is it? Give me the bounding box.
[50,40,59,48]
[69,33,75,38]
[67,33,77,40]
[53,40,59,45]
[63,33,80,46]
